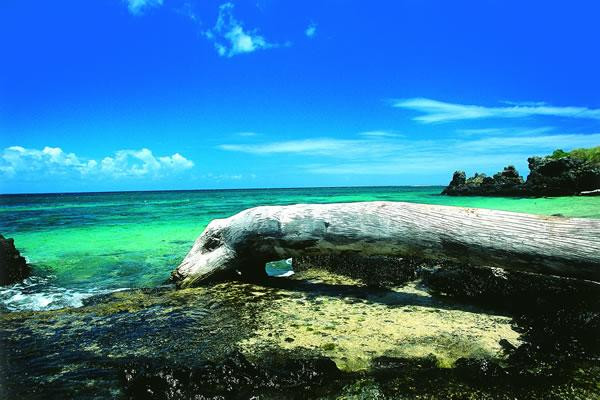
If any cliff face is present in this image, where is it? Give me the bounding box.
[442,155,600,197]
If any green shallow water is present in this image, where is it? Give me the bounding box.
[1,186,599,311]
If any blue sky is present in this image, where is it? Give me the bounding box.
[1,0,599,193]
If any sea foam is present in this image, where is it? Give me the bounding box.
[0,275,127,312]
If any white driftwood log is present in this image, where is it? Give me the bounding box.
[172,201,600,287]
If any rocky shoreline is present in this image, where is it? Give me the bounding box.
[0,234,31,285]
[2,255,599,399]
[442,148,600,197]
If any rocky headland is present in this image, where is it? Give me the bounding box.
[442,147,600,197]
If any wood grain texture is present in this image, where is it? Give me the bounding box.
[172,202,600,287]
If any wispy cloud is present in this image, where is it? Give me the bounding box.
[394,98,600,123]
[456,126,555,137]
[306,133,600,176]
[125,0,163,15]
[305,22,317,38]
[219,138,385,157]
[302,153,530,176]
[177,1,198,21]
[219,131,600,177]
[500,100,548,107]
[359,130,404,138]
[202,172,256,181]
[454,133,600,153]
[0,146,194,180]
[205,2,278,57]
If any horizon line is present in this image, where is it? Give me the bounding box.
[0,184,446,197]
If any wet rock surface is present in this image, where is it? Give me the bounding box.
[442,154,600,196]
[1,262,599,399]
[0,234,31,285]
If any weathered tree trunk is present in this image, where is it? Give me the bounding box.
[172,202,600,288]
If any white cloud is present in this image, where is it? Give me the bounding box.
[305,22,317,38]
[0,146,94,177]
[394,98,600,123]
[205,2,277,57]
[0,146,194,180]
[99,148,193,178]
[159,152,195,169]
[126,0,163,15]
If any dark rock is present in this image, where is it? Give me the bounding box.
[454,357,507,378]
[493,165,524,185]
[525,156,600,196]
[423,263,600,367]
[512,308,600,363]
[371,355,438,373]
[121,351,342,399]
[442,154,600,197]
[499,338,517,353]
[441,166,527,196]
[447,170,466,187]
[293,254,419,287]
[422,264,600,312]
[0,234,31,285]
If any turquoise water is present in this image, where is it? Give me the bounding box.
[1,186,599,311]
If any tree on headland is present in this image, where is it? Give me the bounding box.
[549,146,600,166]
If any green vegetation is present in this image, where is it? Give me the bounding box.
[549,146,600,165]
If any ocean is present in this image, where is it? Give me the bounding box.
[1,186,599,312]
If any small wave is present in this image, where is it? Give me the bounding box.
[0,275,127,312]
